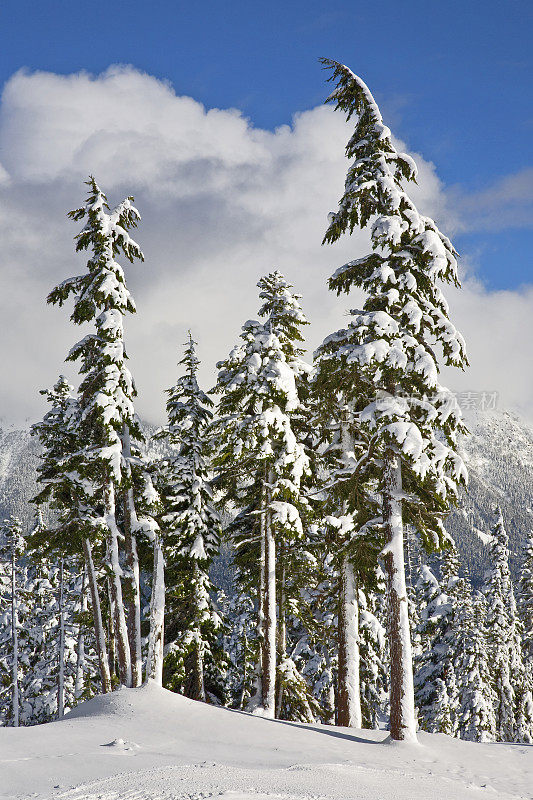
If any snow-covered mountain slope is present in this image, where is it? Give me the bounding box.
[0,408,531,585]
[445,409,533,583]
[0,426,39,528]
[0,682,531,800]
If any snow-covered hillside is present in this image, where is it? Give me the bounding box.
[0,681,531,800]
[0,426,39,529]
[0,408,531,586]
[446,409,533,583]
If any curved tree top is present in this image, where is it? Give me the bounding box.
[320,59,467,372]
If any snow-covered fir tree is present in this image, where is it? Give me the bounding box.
[414,559,457,735]
[0,517,26,726]
[312,347,382,729]
[214,272,311,718]
[484,507,528,741]
[156,333,223,702]
[46,177,158,688]
[318,59,468,740]
[358,587,387,728]
[22,561,97,723]
[293,545,337,724]
[518,530,533,666]
[274,543,324,722]
[455,588,496,742]
[219,587,257,709]
[31,376,112,694]
[0,509,99,726]
[517,530,533,741]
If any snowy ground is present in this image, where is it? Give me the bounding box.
[1,683,531,800]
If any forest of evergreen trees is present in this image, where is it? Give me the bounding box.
[1,61,531,744]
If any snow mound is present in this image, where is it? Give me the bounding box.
[0,683,531,800]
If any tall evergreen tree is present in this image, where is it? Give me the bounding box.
[156,334,222,700]
[214,272,310,718]
[318,59,468,740]
[47,177,157,687]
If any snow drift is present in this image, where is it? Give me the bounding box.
[0,682,531,799]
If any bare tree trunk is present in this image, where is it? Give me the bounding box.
[11,552,19,728]
[74,567,87,701]
[261,469,276,718]
[147,533,165,686]
[382,450,417,742]
[337,554,362,727]
[104,480,132,687]
[83,538,112,693]
[57,558,65,718]
[122,425,143,687]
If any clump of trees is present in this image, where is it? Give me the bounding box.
[0,63,530,744]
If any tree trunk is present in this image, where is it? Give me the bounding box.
[147,533,165,686]
[57,558,65,718]
[74,567,87,701]
[11,551,19,728]
[82,537,112,693]
[261,470,276,718]
[382,450,417,742]
[246,484,266,712]
[122,425,143,687]
[107,578,116,680]
[190,562,206,701]
[104,480,132,687]
[192,638,206,702]
[276,544,286,718]
[337,554,362,727]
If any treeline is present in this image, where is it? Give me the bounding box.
[0,60,531,742]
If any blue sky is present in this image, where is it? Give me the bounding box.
[0,0,532,424]
[1,0,531,291]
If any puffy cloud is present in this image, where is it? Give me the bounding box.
[0,66,531,428]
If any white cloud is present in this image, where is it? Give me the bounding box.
[0,66,531,429]
[448,167,533,233]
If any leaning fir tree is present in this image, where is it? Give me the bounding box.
[319,60,468,740]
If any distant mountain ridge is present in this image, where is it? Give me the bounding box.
[0,409,531,585]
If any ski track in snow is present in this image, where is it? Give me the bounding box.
[21,758,530,800]
[41,764,327,800]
